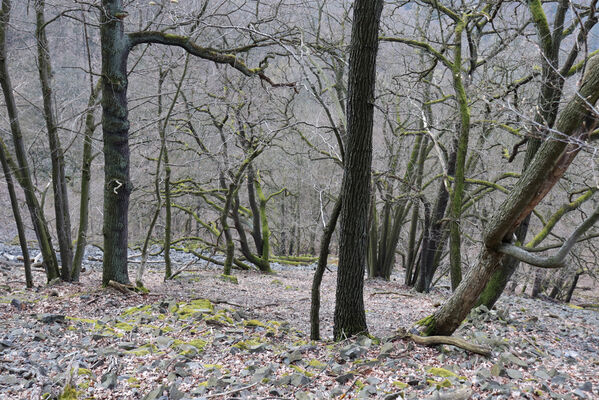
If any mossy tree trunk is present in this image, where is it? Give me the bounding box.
[333,0,383,340]
[0,0,59,282]
[35,0,73,281]
[422,56,599,336]
[476,0,597,307]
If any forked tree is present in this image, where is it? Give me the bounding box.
[99,0,288,285]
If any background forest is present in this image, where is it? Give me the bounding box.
[1,0,599,398]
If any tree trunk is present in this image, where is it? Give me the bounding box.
[448,16,471,290]
[247,165,264,256]
[333,0,383,340]
[100,0,132,285]
[0,138,32,287]
[311,196,342,340]
[35,0,73,281]
[0,0,59,281]
[421,56,599,336]
[72,80,101,282]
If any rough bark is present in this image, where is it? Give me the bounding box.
[100,0,132,285]
[333,0,383,340]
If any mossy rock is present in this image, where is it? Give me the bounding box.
[121,304,152,318]
[114,322,134,331]
[219,274,238,284]
[392,381,408,389]
[232,338,264,350]
[177,299,213,319]
[66,316,98,325]
[427,367,458,378]
[127,343,159,356]
[427,378,453,389]
[187,339,207,351]
[307,359,326,369]
[244,319,268,328]
[77,368,93,377]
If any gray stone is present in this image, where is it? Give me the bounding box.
[168,383,185,400]
[248,343,269,353]
[366,377,380,385]
[296,391,314,400]
[335,373,354,384]
[499,352,528,369]
[142,385,166,400]
[534,369,551,380]
[156,336,174,349]
[579,382,593,392]
[379,342,394,357]
[252,366,274,383]
[286,350,303,363]
[290,373,310,386]
[0,375,19,385]
[340,344,366,360]
[117,342,137,350]
[506,369,522,380]
[100,372,118,389]
[38,313,65,324]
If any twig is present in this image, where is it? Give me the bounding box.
[167,260,197,280]
[205,382,257,398]
[370,291,415,297]
[193,297,243,308]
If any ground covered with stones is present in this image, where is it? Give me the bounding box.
[0,246,598,399]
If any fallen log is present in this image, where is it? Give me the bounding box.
[392,327,492,357]
[107,280,140,295]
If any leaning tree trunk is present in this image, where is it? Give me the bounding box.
[333,0,383,340]
[476,0,596,308]
[420,56,599,336]
[311,196,342,340]
[0,138,33,287]
[0,0,59,281]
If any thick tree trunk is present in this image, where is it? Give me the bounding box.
[333,0,383,340]
[100,0,132,285]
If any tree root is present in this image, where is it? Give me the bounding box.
[392,327,491,357]
[107,280,145,295]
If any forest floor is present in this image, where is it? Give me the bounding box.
[0,246,598,400]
